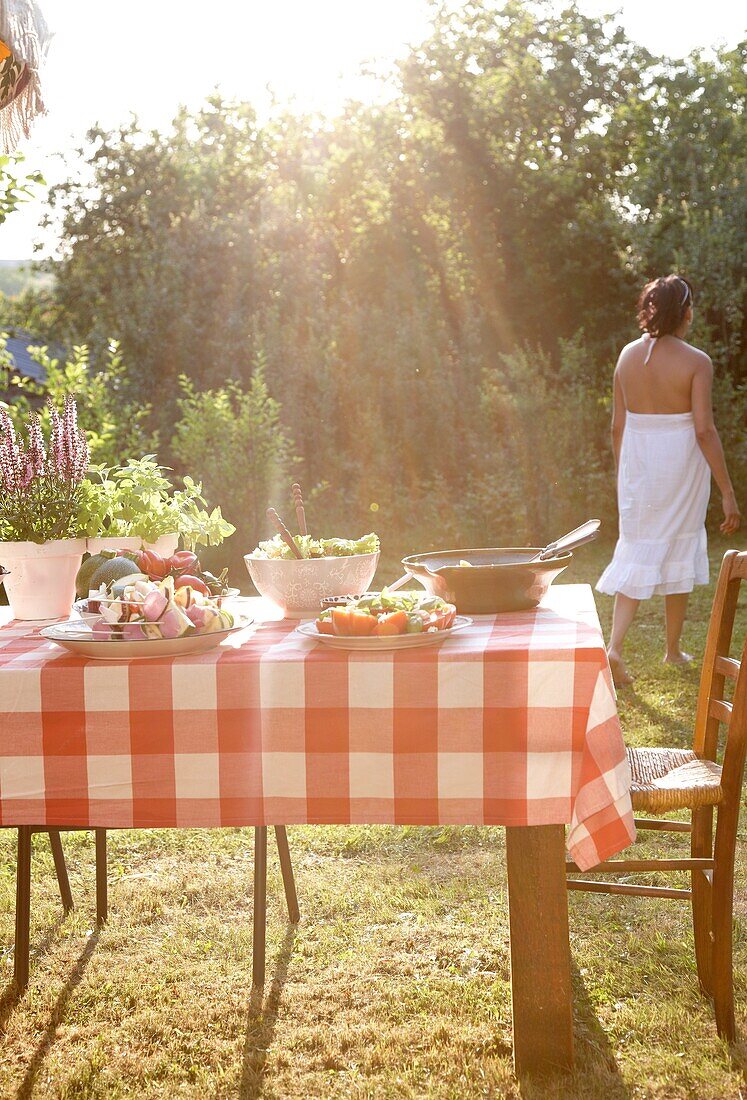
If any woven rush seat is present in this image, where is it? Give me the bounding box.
[628,746,723,813]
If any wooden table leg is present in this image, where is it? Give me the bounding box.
[252,826,268,988]
[14,826,32,993]
[47,829,74,913]
[95,829,108,926]
[506,824,574,1075]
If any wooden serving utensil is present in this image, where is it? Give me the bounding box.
[266,508,304,559]
[291,482,308,536]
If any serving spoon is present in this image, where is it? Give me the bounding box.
[531,519,600,562]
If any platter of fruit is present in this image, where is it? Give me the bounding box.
[75,547,238,609]
[296,591,470,650]
[42,573,250,660]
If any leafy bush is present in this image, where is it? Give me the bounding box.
[480,336,615,543]
[0,336,157,464]
[171,360,294,561]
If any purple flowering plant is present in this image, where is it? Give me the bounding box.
[0,396,90,543]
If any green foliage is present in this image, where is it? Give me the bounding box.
[0,261,47,297]
[77,458,235,548]
[0,336,157,465]
[0,153,43,227]
[1,3,743,558]
[480,335,613,541]
[171,362,293,556]
[617,41,747,370]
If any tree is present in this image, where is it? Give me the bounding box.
[23,3,746,552]
[617,40,747,376]
[0,152,42,226]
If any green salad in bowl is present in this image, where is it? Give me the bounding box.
[245,532,381,615]
[251,532,380,560]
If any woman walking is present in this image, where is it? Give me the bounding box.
[597,274,740,687]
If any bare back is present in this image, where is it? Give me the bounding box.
[616,334,708,414]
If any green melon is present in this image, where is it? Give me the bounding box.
[88,558,141,594]
[75,554,104,598]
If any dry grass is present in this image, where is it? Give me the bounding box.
[0,538,746,1098]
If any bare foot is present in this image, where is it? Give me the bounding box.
[608,649,634,687]
[663,651,695,666]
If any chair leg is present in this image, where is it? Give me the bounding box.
[691,806,713,996]
[274,826,300,924]
[47,829,74,914]
[712,854,736,1041]
[252,826,268,989]
[14,827,32,993]
[95,829,107,927]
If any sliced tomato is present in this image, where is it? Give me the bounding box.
[332,607,355,635]
[349,610,377,636]
[424,604,457,631]
[316,617,335,635]
[374,610,408,636]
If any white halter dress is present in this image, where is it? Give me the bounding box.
[597,336,711,600]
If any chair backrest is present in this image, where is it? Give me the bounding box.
[694,551,747,803]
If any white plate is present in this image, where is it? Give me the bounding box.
[295,615,472,650]
[40,616,253,660]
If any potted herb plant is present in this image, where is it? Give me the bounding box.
[0,397,89,619]
[77,458,234,554]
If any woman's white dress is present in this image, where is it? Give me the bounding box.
[597,341,711,600]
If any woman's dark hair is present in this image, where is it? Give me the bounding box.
[636,274,693,337]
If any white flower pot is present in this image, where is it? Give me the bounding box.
[144,533,180,557]
[0,538,87,620]
[86,536,143,555]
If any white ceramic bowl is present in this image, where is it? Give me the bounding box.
[244,552,380,616]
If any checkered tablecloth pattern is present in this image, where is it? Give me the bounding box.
[0,584,634,871]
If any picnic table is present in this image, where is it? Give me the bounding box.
[0,582,634,1074]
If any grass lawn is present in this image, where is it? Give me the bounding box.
[0,537,746,1099]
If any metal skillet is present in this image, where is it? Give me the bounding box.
[400,520,600,614]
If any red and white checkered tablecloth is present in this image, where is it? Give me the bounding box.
[0,583,634,871]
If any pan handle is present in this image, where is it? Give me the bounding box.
[384,572,427,593]
[535,519,600,561]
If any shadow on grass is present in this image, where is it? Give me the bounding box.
[0,910,72,1036]
[622,686,692,747]
[569,962,631,1099]
[239,926,297,1099]
[727,1037,747,1085]
[14,931,99,1100]
[517,964,631,1099]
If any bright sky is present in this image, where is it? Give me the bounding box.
[1,0,744,260]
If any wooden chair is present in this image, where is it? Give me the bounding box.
[14,825,299,993]
[567,549,747,1042]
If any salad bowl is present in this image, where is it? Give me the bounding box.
[246,534,380,616]
[245,554,379,616]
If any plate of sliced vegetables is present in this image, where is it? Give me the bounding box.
[40,617,253,660]
[43,573,252,659]
[296,591,470,650]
